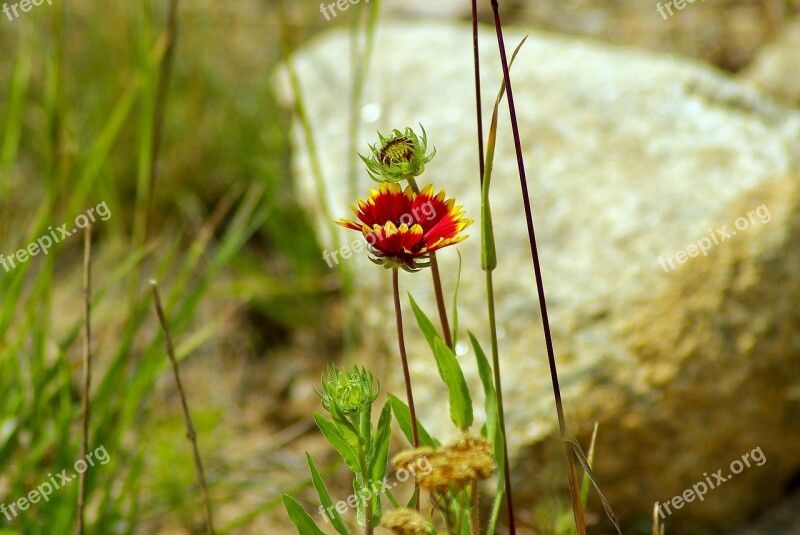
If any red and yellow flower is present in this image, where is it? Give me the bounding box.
[335,183,472,271]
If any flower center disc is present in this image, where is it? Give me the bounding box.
[380,138,414,164]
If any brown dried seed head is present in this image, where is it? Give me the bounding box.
[447,433,492,455]
[380,508,431,535]
[392,447,436,471]
[443,434,496,482]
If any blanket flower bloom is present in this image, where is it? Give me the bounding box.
[359,126,436,182]
[335,182,472,271]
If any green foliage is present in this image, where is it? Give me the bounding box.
[432,338,474,431]
[409,294,473,431]
[387,395,439,448]
[307,453,349,535]
[313,413,361,473]
[296,372,391,532]
[282,494,328,535]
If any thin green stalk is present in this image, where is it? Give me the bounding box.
[145,0,180,240]
[470,480,480,535]
[1,24,32,224]
[488,1,585,532]
[347,0,380,201]
[76,227,92,535]
[484,271,515,531]
[357,444,374,534]
[477,36,529,535]
[276,0,358,352]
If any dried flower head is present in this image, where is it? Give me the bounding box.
[335,182,472,272]
[392,447,436,472]
[360,126,436,182]
[380,508,434,535]
[317,365,379,414]
[446,434,495,481]
[401,434,495,491]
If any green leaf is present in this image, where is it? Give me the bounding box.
[369,401,392,482]
[388,394,438,447]
[481,36,527,271]
[433,337,473,430]
[329,402,361,452]
[306,453,349,535]
[408,293,439,353]
[313,413,360,472]
[581,423,599,509]
[469,332,498,446]
[406,487,419,509]
[385,487,400,508]
[282,494,327,535]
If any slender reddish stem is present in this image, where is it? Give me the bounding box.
[488,0,585,532]
[392,268,421,509]
[427,252,453,348]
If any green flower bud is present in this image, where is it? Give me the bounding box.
[359,125,436,183]
[318,365,379,414]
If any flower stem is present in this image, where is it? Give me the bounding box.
[488,0,585,532]
[151,281,216,535]
[76,227,91,535]
[486,271,517,533]
[392,267,421,509]
[405,175,453,349]
[470,479,480,535]
[357,445,374,535]
[471,0,485,183]
[428,253,453,348]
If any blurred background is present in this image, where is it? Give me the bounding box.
[0,0,798,533]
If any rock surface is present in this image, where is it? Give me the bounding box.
[274,22,800,532]
[741,17,800,107]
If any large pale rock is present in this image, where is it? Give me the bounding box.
[741,17,800,107]
[274,22,800,532]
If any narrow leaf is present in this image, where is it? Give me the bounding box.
[306,453,349,535]
[388,394,438,447]
[469,332,498,446]
[580,422,599,509]
[282,494,327,535]
[313,413,360,473]
[565,434,622,535]
[481,36,528,271]
[370,401,392,481]
[433,337,473,430]
[330,402,361,451]
[408,293,438,353]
